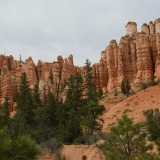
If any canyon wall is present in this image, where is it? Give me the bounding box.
[1,18,160,107]
[93,18,160,93]
[0,54,77,109]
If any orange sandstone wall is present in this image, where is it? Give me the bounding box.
[1,18,160,107]
[93,18,160,92]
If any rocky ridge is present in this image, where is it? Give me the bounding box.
[93,18,160,93]
[0,54,79,109]
[1,18,160,109]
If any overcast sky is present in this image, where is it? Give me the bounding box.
[0,0,159,66]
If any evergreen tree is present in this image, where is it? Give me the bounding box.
[85,59,97,102]
[143,109,160,141]
[0,132,40,160]
[12,135,41,159]
[0,98,40,159]
[81,100,104,137]
[121,80,126,94]
[141,83,147,92]
[100,115,155,160]
[33,83,41,109]
[0,97,17,139]
[1,97,10,128]
[44,91,57,127]
[14,72,34,135]
[83,59,105,139]
[97,88,103,100]
[121,80,131,96]
[34,90,57,143]
[57,73,84,143]
[65,73,84,116]
[56,65,62,103]
[0,130,12,159]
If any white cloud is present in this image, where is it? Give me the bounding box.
[0,0,159,65]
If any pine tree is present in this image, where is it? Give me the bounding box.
[12,135,41,159]
[14,72,34,135]
[121,80,131,96]
[65,73,84,116]
[33,83,41,109]
[2,97,10,127]
[44,91,57,127]
[82,100,104,136]
[100,115,155,160]
[85,59,97,102]
[141,83,147,92]
[0,130,12,159]
[143,109,160,141]
[83,59,105,139]
[57,73,84,143]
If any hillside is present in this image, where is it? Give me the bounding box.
[102,84,160,132]
[37,84,160,160]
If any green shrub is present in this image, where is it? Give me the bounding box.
[41,138,62,160]
[121,80,131,94]
[0,130,12,159]
[143,109,160,141]
[139,78,160,92]
[41,138,62,152]
[13,135,41,160]
[146,81,158,87]
[141,83,147,91]
[97,89,103,100]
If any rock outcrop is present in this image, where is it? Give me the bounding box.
[1,18,160,107]
[0,54,76,108]
[93,18,160,91]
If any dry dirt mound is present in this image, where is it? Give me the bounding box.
[102,84,160,132]
[38,145,105,160]
[61,145,105,160]
[37,152,55,160]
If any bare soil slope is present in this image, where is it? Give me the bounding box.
[102,84,160,132]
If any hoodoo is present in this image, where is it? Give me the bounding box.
[1,18,160,107]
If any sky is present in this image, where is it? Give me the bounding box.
[0,0,159,66]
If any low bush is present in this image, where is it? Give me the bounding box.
[12,135,41,159]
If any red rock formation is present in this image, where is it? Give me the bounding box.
[134,32,153,85]
[0,54,77,107]
[141,23,150,35]
[94,18,160,90]
[155,33,160,78]
[155,19,160,78]
[149,21,155,35]
[125,21,137,37]
[1,18,160,106]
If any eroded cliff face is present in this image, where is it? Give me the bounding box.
[1,18,160,107]
[0,54,77,109]
[93,18,160,92]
